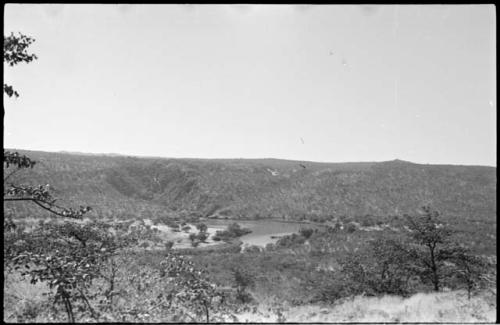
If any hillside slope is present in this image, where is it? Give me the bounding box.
[4,150,496,225]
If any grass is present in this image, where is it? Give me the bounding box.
[3,272,53,322]
[227,290,496,323]
[4,263,496,323]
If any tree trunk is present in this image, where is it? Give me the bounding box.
[203,301,210,323]
[79,289,98,319]
[64,297,74,323]
[428,244,440,291]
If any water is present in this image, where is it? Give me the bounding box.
[145,218,320,249]
[205,219,318,247]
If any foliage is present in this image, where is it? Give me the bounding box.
[298,227,314,239]
[231,267,255,303]
[5,221,115,321]
[366,236,416,295]
[4,32,38,98]
[345,222,357,233]
[443,246,490,299]
[335,206,491,299]
[196,223,208,233]
[4,218,166,322]
[275,233,306,248]
[159,253,234,322]
[5,149,495,241]
[214,223,252,242]
[404,206,454,291]
[164,241,174,251]
[189,229,209,247]
[4,151,92,219]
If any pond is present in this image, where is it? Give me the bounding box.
[205,219,320,248]
[144,218,321,250]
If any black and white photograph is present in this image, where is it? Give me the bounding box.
[3,4,496,323]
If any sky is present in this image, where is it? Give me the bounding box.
[3,4,496,166]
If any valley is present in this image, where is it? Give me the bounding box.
[4,149,497,323]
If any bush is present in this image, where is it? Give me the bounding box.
[265,243,275,251]
[197,232,208,243]
[165,241,174,251]
[244,245,262,253]
[360,216,375,227]
[346,222,357,233]
[196,223,208,233]
[232,267,255,304]
[299,227,314,239]
[214,223,252,242]
[276,233,306,248]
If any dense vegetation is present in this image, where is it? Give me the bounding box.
[3,151,496,322]
[5,150,496,224]
[5,149,495,255]
[5,204,496,322]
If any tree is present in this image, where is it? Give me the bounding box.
[196,223,208,233]
[160,254,230,322]
[299,227,314,239]
[345,222,357,233]
[197,231,208,243]
[4,32,94,322]
[5,220,119,322]
[4,32,91,220]
[405,206,453,291]
[231,267,254,303]
[4,32,38,99]
[367,236,415,295]
[443,246,488,300]
[165,241,174,251]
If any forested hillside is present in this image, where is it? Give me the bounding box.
[5,149,496,226]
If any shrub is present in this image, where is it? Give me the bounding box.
[196,223,208,233]
[214,223,252,242]
[244,245,262,254]
[346,222,357,233]
[165,241,174,251]
[232,267,255,304]
[197,232,208,243]
[265,243,275,251]
[299,228,314,239]
[360,215,375,227]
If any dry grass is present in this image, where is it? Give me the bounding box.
[3,272,54,323]
[229,290,496,323]
[5,270,495,323]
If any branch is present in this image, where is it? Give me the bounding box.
[4,196,88,219]
[3,167,22,183]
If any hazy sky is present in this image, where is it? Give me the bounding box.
[4,5,496,166]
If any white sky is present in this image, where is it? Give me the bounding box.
[4,5,496,166]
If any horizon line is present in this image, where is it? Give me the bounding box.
[5,147,497,168]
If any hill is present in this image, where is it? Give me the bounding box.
[4,149,496,227]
